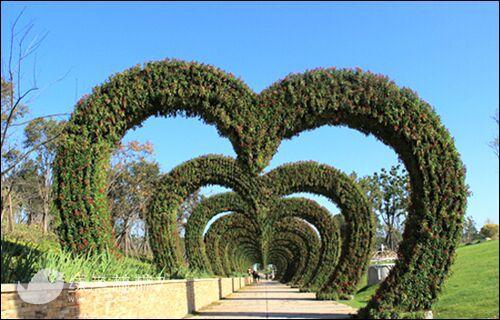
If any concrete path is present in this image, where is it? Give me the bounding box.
[187,280,357,319]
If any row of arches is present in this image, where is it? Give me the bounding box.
[147,155,374,299]
[54,59,467,318]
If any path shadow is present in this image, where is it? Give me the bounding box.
[225,297,316,301]
[241,290,300,293]
[218,278,223,299]
[195,311,354,319]
[186,280,196,312]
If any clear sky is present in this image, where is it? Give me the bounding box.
[1,2,498,226]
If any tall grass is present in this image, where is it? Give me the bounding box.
[1,237,223,283]
[1,240,45,284]
[169,265,216,280]
[1,223,227,283]
[1,238,165,283]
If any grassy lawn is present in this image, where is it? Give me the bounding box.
[341,240,499,319]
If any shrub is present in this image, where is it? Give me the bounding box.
[480,224,499,240]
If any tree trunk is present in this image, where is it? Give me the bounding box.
[7,192,14,231]
[0,199,5,225]
[27,208,33,225]
[42,202,49,234]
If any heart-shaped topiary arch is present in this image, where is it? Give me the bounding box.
[54,59,467,318]
[185,194,341,291]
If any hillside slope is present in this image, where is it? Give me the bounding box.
[343,240,499,319]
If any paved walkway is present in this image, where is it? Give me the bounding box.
[187,280,357,319]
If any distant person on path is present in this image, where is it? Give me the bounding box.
[252,270,260,283]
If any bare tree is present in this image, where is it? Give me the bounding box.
[490,109,499,157]
[1,8,67,227]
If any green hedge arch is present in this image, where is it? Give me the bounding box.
[220,239,259,275]
[273,238,309,284]
[185,192,250,272]
[55,59,467,318]
[54,60,260,254]
[224,239,259,275]
[269,247,294,280]
[226,242,255,274]
[204,212,320,282]
[184,192,340,289]
[204,213,261,276]
[157,155,368,291]
[221,231,262,276]
[146,155,260,274]
[268,197,340,290]
[271,217,321,287]
[263,161,374,298]
[260,69,467,317]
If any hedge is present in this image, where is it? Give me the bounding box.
[269,197,340,290]
[55,59,466,318]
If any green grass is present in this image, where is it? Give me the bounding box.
[341,240,499,319]
[341,279,378,309]
[433,240,499,319]
[1,223,60,252]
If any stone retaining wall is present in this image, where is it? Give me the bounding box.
[1,277,253,319]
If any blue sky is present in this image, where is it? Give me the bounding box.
[1,2,498,226]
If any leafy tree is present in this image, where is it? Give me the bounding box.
[107,141,203,258]
[177,189,204,237]
[356,174,385,249]
[357,164,410,251]
[22,118,64,233]
[1,10,66,230]
[11,160,43,226]
[108,141,160,257]
[1,77,28,230]
[461,215,479,244]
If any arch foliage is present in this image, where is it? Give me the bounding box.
[55,59,466,318]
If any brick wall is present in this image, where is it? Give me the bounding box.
[1,277,252,319]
